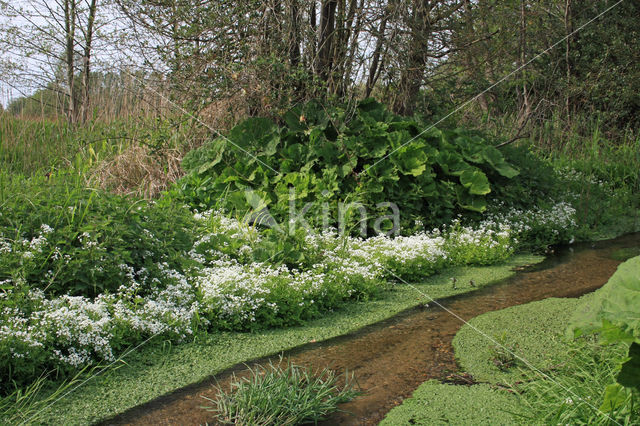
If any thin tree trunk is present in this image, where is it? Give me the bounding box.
[365,5,391,97]
[64,0,77,124]
[289,0,301,67]
[518,0,530,123]
[318,0,337,82]
[81,0,98,123]
[310,0,317,65]
[333,0,361,96]
[564,0,572,122]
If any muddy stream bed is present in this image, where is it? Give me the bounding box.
[105,233,640,426]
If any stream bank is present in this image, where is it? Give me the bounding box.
[104,233,640,425]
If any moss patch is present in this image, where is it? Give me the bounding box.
[452,296,592,385]
[380,380,524,425]
[382,288,608,425]
[36,254,541,425]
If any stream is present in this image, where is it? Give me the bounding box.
[104,232,640,426]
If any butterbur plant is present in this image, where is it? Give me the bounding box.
[568,256,640,418]
[203,360,361,425]
[177,98,520,232]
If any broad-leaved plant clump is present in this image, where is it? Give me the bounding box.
[176,99,520,231]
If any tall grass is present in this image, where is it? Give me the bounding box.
[532,113,640,187]
[519,340,638,425]
[0,111,209,197]
[0,113,136,175]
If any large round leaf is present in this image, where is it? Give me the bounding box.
[460,169,491,195]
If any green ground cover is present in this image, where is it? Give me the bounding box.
[385,257,640,425]
[380,381,522,425]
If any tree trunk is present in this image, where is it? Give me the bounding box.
[64,0,77,124]
[393,0,432,116]
[318,0,337,82]
[81,0,98,123]
[340,0,365,97]
[289,0,301,67]
[518,0,530,123]
[366,4,391,98]
[564,0,572,122]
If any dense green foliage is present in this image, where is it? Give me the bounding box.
[450,291,638,425]
[177,99,519,231]
[0,173,195,298]
[0,88,638,423]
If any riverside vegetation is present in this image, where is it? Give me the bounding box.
[393,255,640,425]
[0,99,639,424]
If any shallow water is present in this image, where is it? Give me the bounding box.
[104,233,640,426]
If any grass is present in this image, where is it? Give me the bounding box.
[15,254,541,425]
[204,360,360,425]
[0,114,133,175]
[520,340,635,425]
[0,113,206,197]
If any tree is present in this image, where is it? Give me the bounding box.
[0,0,104,123]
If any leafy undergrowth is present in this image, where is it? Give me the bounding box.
[2,173,570,393]
[567,256,640,421]
[1,99,638,424]
[176,98,520,231]
[11,256,540,425]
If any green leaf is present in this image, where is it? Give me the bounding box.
[455,186,487,212]
[435,151,469,176]
[600,383,629,413]
[569,256,640,342]
[617,342,640,389]
[229,117,278,149]
[460,169,491,195]
[481,147,520,178]
[600,256,640,339]
[340,156,357,178]
[283,105,306,132]
[357,98,388,122]
[392,144,431,177]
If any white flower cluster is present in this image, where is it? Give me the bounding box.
[1,263,198,368]
[194,210,260,242]
[1,202,574,374]
[0,224,54,261]
[556,167,606,189]
[484,201,577,240]
[446,219,515,265]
